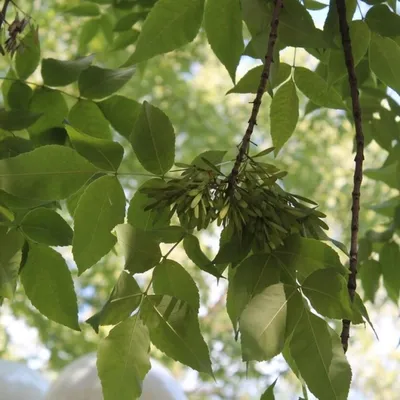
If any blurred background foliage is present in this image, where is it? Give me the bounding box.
[0,0,399,399]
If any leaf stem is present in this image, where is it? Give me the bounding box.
[336,0,365,353]
[227,0,283,195]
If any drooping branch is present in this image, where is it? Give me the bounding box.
[228,0,283,193]
[336,0,365,353]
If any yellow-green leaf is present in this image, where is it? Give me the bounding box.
[204,0,243,82]
[130,101,175,175]
[97,315,151,400]
[240,283,287,361]
[66,125,124,171]
[327,21,371,84]
[20,244,80,330]
[15,27,41,80]
[270,79,299,155]
[141,295,213,375]
[369,33,400,94]
[294,67,345,109]
[78,66,135,99]
[124,0,205,65]
[41,55,94,87]
[0,145,99,200]
[86,270,142,332]
[20,208,73,246]
[73,176,126,274]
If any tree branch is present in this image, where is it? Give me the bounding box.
[0,0,12,30]
[336,0,365,353]
[228,0,283,194]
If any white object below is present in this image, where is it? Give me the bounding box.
[45,353,187,400]
[0,360,48,400]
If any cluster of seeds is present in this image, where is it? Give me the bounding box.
[141,150,328,251]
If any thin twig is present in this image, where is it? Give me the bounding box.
[336,0,365,353]
[0,0,12,30]
[227,0,283,194]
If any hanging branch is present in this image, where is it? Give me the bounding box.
[228,0,283,193]
[336,0,365,353]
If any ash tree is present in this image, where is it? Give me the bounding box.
[0,0,399,399]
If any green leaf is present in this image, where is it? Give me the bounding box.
[28,88,69,136]
[0,203,14,223]
[358,237,372,262]
[227,253,281,332]
[369,34,400,94]
[260,379,278,400]
[0,190,50,210]
[7,81,33,110]
[1,69,16,109]
[112,30,140,51]
[116,224,162,274]
[78,19,99,54]
[65,125,124,171]
[301,268,353,319]
[370,108,399,150]
[97,95,141,139]
[289,310,351,400]
[380,242,400,303]
[241,0,272,36]
[352,293,377,336]
[130,101,175,175]
[124,0,205,65]
[365,162,400,189]
[78,66,135,99]
[114,11,149,31]
[294,67,345,109]
[68,99,111,139]
[97,315,151,400]
[365,4,400,37]
[204,0,243,82]
[127,179,170,230]
[20,208,73,246]
[148,226,186,244]
[20,244,80,330]
[227,63,291,95]
[183,234,222,278]
[66,184,87,217]
[304,0,328,10]
[0,145,99,200]
[270,79,299,155]
[327,21,371,85]
[99,14,114,43]
[191,150,227,171]
[323,0,357,46]
[277,236,348,284]
[73,176,126,274]
[240,283,288,361]
[141,295,213,375]
[87,270,142,332]
[0,227,23,299]
[15,27,41,79]
[65,2,101,16]
[153,259,199,311]
[213,227,252,266]
[41,55,94,87]
[0,109,42,131]
[279,0,327,48]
